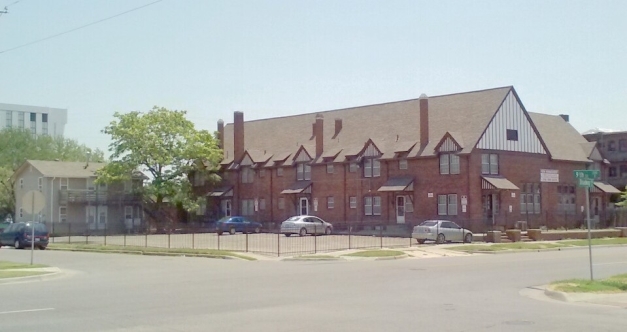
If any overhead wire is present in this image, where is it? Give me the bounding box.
[0,0,25,17]
[0,0,163,54]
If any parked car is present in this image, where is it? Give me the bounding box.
[0,222,49,250]
[0,221,11,234]
[412,220,472,244]
[215,216,263,235]
[280,215,333,237]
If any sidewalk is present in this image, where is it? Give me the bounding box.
[543,285,627,308]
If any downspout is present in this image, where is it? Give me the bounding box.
[466,154,471,230]
[343,162,347,223]
[270,167,274,225]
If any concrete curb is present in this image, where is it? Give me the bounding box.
[46,247,247,260]
[543,286,570,302]
[375,254,410,260]
[448,243,627,255]
[0,267,62,285]
[282,257,345,262]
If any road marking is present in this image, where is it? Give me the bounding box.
[0,308,55,315]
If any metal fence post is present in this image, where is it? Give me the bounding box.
[68,222,71,244]
[314,224,317,254]
[380,225,383,249]
[246,233,248,252]
[124,232,127,247]
[85,223,89,245]
[217,232,220,250]
[144,227,148,248]
[348,224,352,249]
[104,222,107,246]
[277,231,280,257]
[168,232,171,249]
[192,232,195,249]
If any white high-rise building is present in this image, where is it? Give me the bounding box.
[0,103,67,137]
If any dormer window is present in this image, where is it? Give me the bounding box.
[363,158,380,178]
[296,163,311,180]
[240,167,254,183]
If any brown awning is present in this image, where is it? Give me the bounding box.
[592,182,621,194]
[281,181,312,194]
[378,176,414,192]
[207,186,233,197]
[481,176,519,190]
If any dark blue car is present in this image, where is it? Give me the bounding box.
[0,222,49,250]
[215,216,262,235]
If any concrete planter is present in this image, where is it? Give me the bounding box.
[527,229,542,241]
[486,231,502,243]
[616,227,627,237]
[505,229,522,242]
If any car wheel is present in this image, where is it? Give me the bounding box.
[325,227,331,235]
[417,239,426,244]
[254,227,261,234]
[39,246,46,250]
[217,231,223,236]
[285,233,291,237]
[436,233,445,244]
[299,228,307,237]
[229,228,236,235]
[464,233,473,243]
[14,239,22,249]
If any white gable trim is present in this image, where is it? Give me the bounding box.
[476,91,546,154]
[240,154,253,166]
[362,141,381,157]
[294,148,312,162]
[438,137,461,152]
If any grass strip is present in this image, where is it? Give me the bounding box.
[48,243,256,261]
[447,242,569,252]
[551,274,627,293]
[343,250,405,257]
[0,261,48,270]
[0,270,50,279]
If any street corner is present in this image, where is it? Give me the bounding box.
[520,285,627,309]
[0,267,65,285]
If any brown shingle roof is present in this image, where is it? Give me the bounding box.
[26,160,106,178]
[528,113,590,162]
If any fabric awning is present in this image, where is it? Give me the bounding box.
[207,186,233,197]
[378,176,414,192]
[592,182,621,194]
[481,176,519,190]
[281,181,312,194]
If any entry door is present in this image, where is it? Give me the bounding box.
[87,206,97,230]
[299,197,309,215]
[396,196,406,224]
[221,200,232,217]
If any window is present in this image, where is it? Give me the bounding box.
[399,159,408,170]
[520,183,541,214]
[349,162,358,173]
[59,206,67,222]
[609,167,617,178]
[278,197,285,210]
[30,121,36,135]
[42,122,48,135]
[327,197,334,209]
[259,198,266,210]
[557,185,576,214]
[621,165,627,178]
[42,113,48,122]
[60,178,68,190]
[608,141,616,152]
[363,158,380,178]
[196,200,207,216]
[349,196,357,209]
[481,153,499,175]
[5,111,12,128]
[240,167,254,183]
[259,169,266,178]
[326,164,334,174]
[364,196,381,216]
[296,163,311,180]
[438,194,457,215]
[18,112,24,128]
[620,139,627,152]
[38,177,43,192]
[405,197,414,213]
[124,206,133,220]
[506,129,518,141]
[241,199,254,216]
[277,167,283,177]
[440,154,460,175]
[19,207,23,218]
[30,112,36,121]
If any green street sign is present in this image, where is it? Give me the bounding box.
[574,170,600,188]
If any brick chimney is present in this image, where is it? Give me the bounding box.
[334,118,342,137]
[315,114,324,157]
[234,111,244,161]
[217,119,224,149]
[419,94,429,150]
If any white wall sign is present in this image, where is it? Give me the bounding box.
[540,169,559,182]
[461,195,468,206]
[313,198,318,212]
[428,193,434,198]
[462,205,467,213]
[509,205,513,213]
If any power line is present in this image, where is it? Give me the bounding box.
[0,0,163,54]
[0,0,25,17]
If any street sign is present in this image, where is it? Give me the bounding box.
[574,170,600,188]
[22,190,46,215]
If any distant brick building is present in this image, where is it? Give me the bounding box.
[203,86,620,231]
[583,130,627,191]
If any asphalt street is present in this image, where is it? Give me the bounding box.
[1,246,627,332]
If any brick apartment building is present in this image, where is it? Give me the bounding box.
[202,86,621,232]
[583,130,627,191]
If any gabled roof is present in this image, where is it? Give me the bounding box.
[222,86,591,164]
[13,160,106,179]
[528,113,591,163]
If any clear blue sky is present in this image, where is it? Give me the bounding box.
[1,0,625,156]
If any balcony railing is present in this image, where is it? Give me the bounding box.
[59,189,142,205]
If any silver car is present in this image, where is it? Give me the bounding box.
[280,215,333,237]
[412,220,472,244]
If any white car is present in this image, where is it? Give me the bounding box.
[412,220,472,244]
[280,215,333,237]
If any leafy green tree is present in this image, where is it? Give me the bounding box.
[0,128,105,219]
[97,106,222,222]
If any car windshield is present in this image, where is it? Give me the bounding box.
[26,224,47,232]
[420,221,438,227]
[217,217,232,223]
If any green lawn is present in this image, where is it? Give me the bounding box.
[560,238,627,246]
[551,274,627,293]
[448,238,627,252]
[343,250,405,257]
[0,270,50,279]
[48,243,256,261]
[0,261,48,270]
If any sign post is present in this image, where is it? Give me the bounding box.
[22,190,46,265]
[574,169,600,281]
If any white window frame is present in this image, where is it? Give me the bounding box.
[5,111,12,128]
[440,154,450,174]
[277,167,284,177]
[448,194,458,215]
[363,158,381,178]
[241,167,254,184]
[349,162,357,173]
[18,112,24,128]
[60,178,69,190]
[438,195,447,215]
[327,197,334,209]
[373,196,381,215]
[399,159,408,170]
[405,197,414,213]
[450,154,460,174]
[59,206,67,222]
[196,200,207,216]
[297,163,311,181]
[349,196,357,209]
[481,153,499,175]
[364,197,373,216]
[326,164,334,174]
